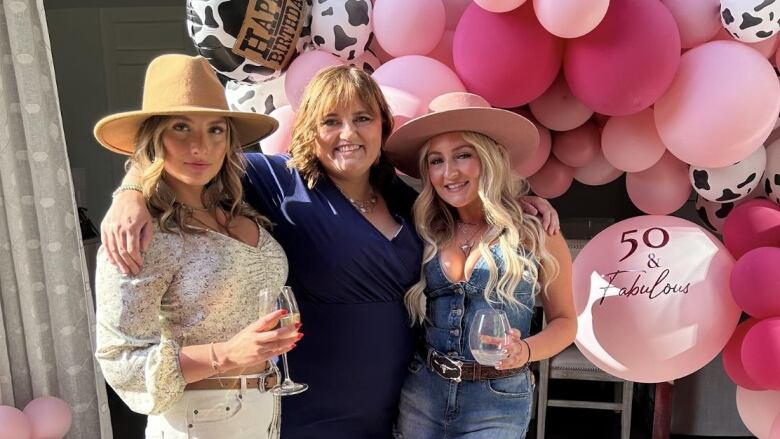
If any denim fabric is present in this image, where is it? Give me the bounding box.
[397,246,537,438]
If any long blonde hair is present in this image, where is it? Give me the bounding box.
[405,131,559,324]
[129,115,269,234]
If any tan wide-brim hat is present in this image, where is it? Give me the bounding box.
[94,54,278,155]
[384,92,539,178]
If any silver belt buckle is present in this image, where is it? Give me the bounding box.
[432,353,463,383]
[256,367,279,392]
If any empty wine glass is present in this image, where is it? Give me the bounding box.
[266,286,307,396]
[469,309,509,366]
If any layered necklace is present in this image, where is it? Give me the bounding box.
[456,220,486,256]
[334,184,377,214]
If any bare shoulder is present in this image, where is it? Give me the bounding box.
[543,232,572,265]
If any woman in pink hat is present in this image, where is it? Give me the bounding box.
[385,92,577,438]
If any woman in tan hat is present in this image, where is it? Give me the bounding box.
[385,92,577,438]
[93,54,301,439]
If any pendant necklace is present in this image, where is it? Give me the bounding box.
[457,220,485,256]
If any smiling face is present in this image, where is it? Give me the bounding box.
[160,115,228,192]
[426,131,483,211]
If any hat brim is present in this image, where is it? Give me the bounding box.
[94,106,279,156]
[384,107,539,179]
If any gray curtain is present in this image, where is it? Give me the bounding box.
[0,0,112,437]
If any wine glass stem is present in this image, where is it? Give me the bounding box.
[281,352,294,385]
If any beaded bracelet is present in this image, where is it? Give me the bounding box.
[111,183,143,198]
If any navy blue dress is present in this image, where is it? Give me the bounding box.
[243,154,422,439]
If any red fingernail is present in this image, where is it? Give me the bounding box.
[294,323,302,329]
[280,309,289,316]
[291,343,297,348]
[296,333,304,340]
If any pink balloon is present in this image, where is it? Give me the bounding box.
[731,247,780,319]
[564,0,681,116]
[379,85,424,132]
[711,28,780,59]
[284,50,344,110]
[533,0,610,39]
[736,387,780,438]
[425,30,455,71]
[772,414,780,439]
[573,215,740,382]
[661,0,721,48]
[368,37,395,65]
[528,157,574,198]
[372,56,465,112]
[743,318,780,390]
[0,406,32,439]
[444,0,472,29]
[655,41,780,168]
[24,397,71,439]
[373,0,445,57]
[551,122,600,168]
[602,108,666,173]
[723,318,764,390]
[261,106,295,155]
[474,0,527,13]
[574,148,623,186]
[722,199,780,259]
[529,74,593,132]
[453,3,563,108]
[626,152,691,215]
[515,123,551,178]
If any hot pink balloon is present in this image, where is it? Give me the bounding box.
[372,56,465,112]
[0,405,32,439]
[743,318,780,390]
[655,41,780,168]
[711,28,780,59]
[379,85,424,132]
[731,247,780,319]
[723,318,764,390]
[425,31,455,71]
[444,0,472,29]
[626,152,691,215]
[515,123,551,178]
[534,0,610,39]
[722,199,780,259]
[573,216,740,382]
[736,387,780,439]
[453,3,563,108]
[602,108,666,173]
[564,0,680,116]
[373,0,445,57]
[551,122,600,168]
[474,0,527,13]
[262,105,295,155]
[529,74,593,132]
[574,148,623,186]
[285,50,344,110]
[528,156,574,198]
[661,0,721,48]
[24,397,72,439]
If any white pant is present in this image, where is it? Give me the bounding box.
[145,376,280,439]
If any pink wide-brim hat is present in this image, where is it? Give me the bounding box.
[384,92,539,178]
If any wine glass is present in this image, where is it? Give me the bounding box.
[269,286,308,396]
[469,309,509,366]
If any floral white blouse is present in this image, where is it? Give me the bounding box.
[94,222,288,415]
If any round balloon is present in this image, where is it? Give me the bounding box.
[284,49,344,110]
[24,396,72,439]
[311,0,372,61]
[654,40,780,168]
[765,138,780,204]
[527,156,574,198]
[425,30,455,71]
[601,108,666,173]
[372,55,465,113]
[695,195,746,234]
[626,152,691,215]
[564,0,681,116]
[515,123,552,178]
[261,105,295,155]
[689,145,766,203]
[187,0,307,83]
[574,148,624,186]
[743,318,780,390]
[772,414,780,439]
[373,0,445,57]
[348,48,381,74]
[736,386,780,438]
[225,76,288,115]
[0,405,32,439]
[731,247,780,319]
[721,0,780,43]
[573,215,740,382]
[379,85,424,132]
[529,73,593,132]
[475,0,527,13]
[722,198,780,259]
[662,0,722,48]
[722,318,763,390]
[710,27,780,58]
[534,0,610,39]
[551,122,600,168]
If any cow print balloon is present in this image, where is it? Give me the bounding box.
[695,189,763,233]
[348,48,381,74]
[225,76,288,115]
[297,0,315,53]
[311,0,373,61]
[689,145,766,203]
[721,0,780,43]
[764,138,780,205]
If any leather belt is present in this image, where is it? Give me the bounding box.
[418,345,526,383]
[185,370,279,392]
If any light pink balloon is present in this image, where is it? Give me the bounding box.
[474,0,527,13]
[573,215,740,382]
[711,28,780,59]
[529,74,593,132]
[0,405,32,439]
[602,109,666,172]
[24,397,72,439]
[373,0,445,57]
[737,387,780,438]
[655,41,780,168]
[534,0,610,39]
[723,318,764,390]
[626,152,691,215]
[528,156,574,198]
[379,85,424,132]
[262,105,295,155]
[425,31,455,71]
[372,56,465,112]
[368,37,395,64]
[444,0,472,29]
[284,50,344,110]
[551,122,600,168]
[661,0,721,48]
[772,414,780,439]
[574,148,623,186]
[743,318,780,390]
[515,124,551,178]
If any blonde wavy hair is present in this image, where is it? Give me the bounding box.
[129,115,269,234]
[287,65,396,189]
[405,131,559,324]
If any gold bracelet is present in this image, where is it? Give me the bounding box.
[112,183,142,197]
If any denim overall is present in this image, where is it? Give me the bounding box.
[397,246,537,438]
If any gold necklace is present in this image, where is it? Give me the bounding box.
[457,220,485,256]
[334,183,378,214]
